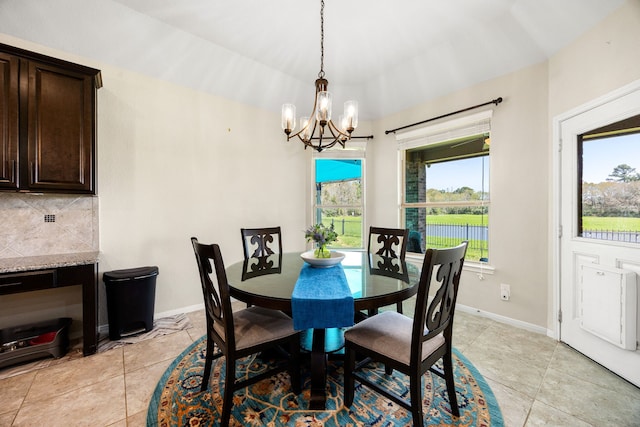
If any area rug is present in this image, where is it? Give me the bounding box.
[147,336,503,426]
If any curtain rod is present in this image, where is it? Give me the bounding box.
[384,97,503,135]
[310,135,374,140]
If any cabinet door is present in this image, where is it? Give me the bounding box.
[0,52,19,190]
[26,60,95,193]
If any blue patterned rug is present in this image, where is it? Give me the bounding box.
[147,336,503,426]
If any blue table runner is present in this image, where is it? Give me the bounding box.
[291,264,355,331]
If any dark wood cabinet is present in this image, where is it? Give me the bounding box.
[0,51,19,188]
[0,262,98,356]
[0,43,101,194]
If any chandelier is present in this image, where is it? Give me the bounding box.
[281,0,358,152]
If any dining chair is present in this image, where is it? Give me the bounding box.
[190,237,301,426]
[241,226,283,259]
[368,226,409,313]
[344,241,468,426]
[368,226,409,259]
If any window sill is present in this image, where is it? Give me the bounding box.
[406,253,495,275]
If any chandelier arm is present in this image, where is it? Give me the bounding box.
[287,92,320,141]
[326,120,349,139]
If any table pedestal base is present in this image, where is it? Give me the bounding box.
[303,328,345,410]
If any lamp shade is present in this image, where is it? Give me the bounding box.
[281,104,296,133]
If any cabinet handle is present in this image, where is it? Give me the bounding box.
[11,160,16,182]
[30,161,34,184]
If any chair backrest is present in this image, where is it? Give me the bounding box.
[368,227,409,259]
[412,241,468,360]
[241,227,283,259]
[191,237,236,351]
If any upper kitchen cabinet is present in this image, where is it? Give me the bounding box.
[0,43,101,194]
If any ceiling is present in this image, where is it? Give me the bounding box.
[0,0,625,120]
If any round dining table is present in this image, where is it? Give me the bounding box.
[225,250,421,409]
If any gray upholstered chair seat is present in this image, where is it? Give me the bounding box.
[230,306,296,350]
[344,310,444,366]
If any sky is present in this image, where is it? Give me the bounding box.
[582,133,640,183]
[425,156,489,193]
[423,132,639,192]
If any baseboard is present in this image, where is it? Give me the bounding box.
[456,303,548,335]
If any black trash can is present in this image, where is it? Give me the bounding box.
[103,266,159,340]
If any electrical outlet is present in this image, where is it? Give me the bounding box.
[500,283,510,301]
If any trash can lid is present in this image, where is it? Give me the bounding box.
[103,266,159,281]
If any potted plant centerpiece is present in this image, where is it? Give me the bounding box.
[305,223,338,258]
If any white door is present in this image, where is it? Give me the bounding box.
[557,81,640,386]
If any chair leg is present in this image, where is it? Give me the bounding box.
[344,345,356,407]
[289,336,301,395]
[443,354,460,417]
[221,358,236,426]
[200,337,215,392]
[396,301,403,314]
[409,372,424,427]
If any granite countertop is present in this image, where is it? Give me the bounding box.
[0,252,100,274]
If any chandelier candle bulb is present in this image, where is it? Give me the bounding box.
[281,104,296,135]
[316,91,332,124]
[344,100,358,130]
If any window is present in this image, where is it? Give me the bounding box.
[398,111,491,262]
[314,157,364,249]
[579,114,640,243]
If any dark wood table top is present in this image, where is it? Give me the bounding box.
[226,251,421,312]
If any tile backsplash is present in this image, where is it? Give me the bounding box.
[0,193,98,258]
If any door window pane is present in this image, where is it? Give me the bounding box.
[579,116,640,243]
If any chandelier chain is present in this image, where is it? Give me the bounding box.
[318,0,325,79]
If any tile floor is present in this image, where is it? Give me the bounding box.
[1,304,639,426]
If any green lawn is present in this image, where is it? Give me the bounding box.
[582,216,640,231]
[318,214,637,261]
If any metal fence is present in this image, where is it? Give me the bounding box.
[582,229,640,243]
[424,223,488,255]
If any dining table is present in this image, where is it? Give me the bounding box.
[225,250,421,409]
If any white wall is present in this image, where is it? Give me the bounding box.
[371,63,550,328]
[96,67,313,318]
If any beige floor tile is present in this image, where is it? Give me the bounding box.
[0,347,83,381]
[0,412,17,427]
[452,311,496,352]
[186,312,207,342]
[126,410,148,427]
[462,332,554,397]
[524,400,593,427]
[0,371,35,414]
[12,375,126,427]
[125,358,174,415]
[106,419,127,427]
[485,378,533,427]
[186,309,207,331]
[25,348,124,402]
[549,343,640,396]
[123,330,193,373]
[536,366,640,426]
